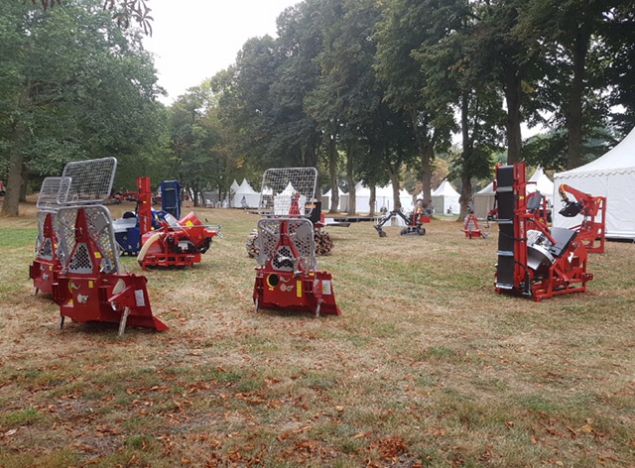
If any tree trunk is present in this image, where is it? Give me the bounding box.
[410,109,434,204]
[19,167,28,203]
[1,123,25,217]
[504,69,523,164]
[327,135,339,213]
[421,146,433,205]
[389,166,401,211]
[566,28,590,170]
[346,144,356,215]
[191,186,199,207]
[369,185,376,217]
[459,92,473,220]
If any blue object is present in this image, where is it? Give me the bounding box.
[113,209,164,256]
[161,180,181,219]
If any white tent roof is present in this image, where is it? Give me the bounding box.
[556,128,635,178]
[237,178,257,194]
[553,128,635,238]
[432,180,460,197]
[280,181,296,195]
[527,167,554,198]
[230,179,240,192]
[476,182,494,195]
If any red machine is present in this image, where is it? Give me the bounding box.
[137,211,219,269]
[30,212,61,295]
[116,176,219,269]
[53,208,167,334]
[252,167,341,316]
[253,218,340,317]
[44,158,167,335]
[463,211,487,239]
[558,184,606,254]
[30,176,72,296]
[494,163,606,301]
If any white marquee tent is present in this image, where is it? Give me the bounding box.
[322,187,349,212]
[432,180,460,215]
[273,182,306,215]
[354,182,372,213]
[527,167,554,203]
[232,178,260,208]
[352,182,414,213]
[473,182,495,218]
[554,128,635,239]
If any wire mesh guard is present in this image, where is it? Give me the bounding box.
[35,211,54,258]
[55,206,120,274]
[258,167,318,216]
[37,177,72,211]
[256,218,316,271]
[59,157,117,205]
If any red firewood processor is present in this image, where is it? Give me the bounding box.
[494,162,606,301]
[252,167,341,317]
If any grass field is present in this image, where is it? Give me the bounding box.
[0,202,634,467]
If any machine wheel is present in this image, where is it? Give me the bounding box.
[378,230,387,238]
[246,230,259,258]
[418,227,426,236]
[314,230,333,256]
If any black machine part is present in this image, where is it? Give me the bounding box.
[375,210,423,237]
[527,227,578,272]
[559,201,584,218]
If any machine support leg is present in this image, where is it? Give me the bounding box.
[118,307,130,337]
[34,287,39,296]
[60,315,65,330]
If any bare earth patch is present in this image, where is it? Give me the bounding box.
[0,202,634,466]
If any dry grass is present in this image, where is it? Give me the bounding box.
[0,201,634,467]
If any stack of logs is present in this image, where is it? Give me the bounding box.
[246,229,333,258]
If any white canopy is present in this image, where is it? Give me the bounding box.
[432,180,460,215]
[274,181,306,215]
[352,182,413,213]
[279,181,296,195]
[232,178,260,208]
[230,179,240,192]
[322,187,349,212]
[473,182,495,218]
[355,182,373,213]
[527,167,554,202]
[554,128,635,238]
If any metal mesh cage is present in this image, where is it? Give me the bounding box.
[258,167,318,216]
[36,211,52,255]
[256,218,316,271]
[59,157,117,205]
[55,206,120,274]
[37,177,71,211]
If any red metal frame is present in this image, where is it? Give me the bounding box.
[463,213,486,239]
[53,209,167,333]
[253,220,341,317]
[29,213,61,296]
[137,176,153,236]
[494,163,605,302]
[138,212,218,269]
[558,184,606,254]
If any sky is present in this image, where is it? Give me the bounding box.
[144,0,300,103]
